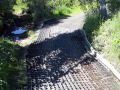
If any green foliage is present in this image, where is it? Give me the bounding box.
[84,0,120,75]
[52,6,71,16]
[85,11,120,71]
[106,0,120,13]
[13,0,28,14]
[69,6,82,15]
[0,38,26,90]
[0,0,100,26]
[51,6,82,16]
[52,0,98,16]
[84,11,102,42]
[28,0,87,21]
[0,0,15,34]
[84,0,120,69]
[93,12,120,64]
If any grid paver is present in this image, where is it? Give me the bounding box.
[26,13,119,90]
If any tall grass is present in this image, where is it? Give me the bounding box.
[93,12,120,66]
[85,11,120,71]
[84,10,102,42]
[51,6,82,17]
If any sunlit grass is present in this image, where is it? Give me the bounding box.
[93,11,120,67]
[69,6,82,15]
[52,6,82,16]
[17,30,38,47]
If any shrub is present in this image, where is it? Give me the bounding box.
[84,10,102,42]
[0,38,26,90]
[13,0,28,14]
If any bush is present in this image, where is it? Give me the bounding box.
[13,0,28,14]
[84,10,102,42]
[0,38,26,90]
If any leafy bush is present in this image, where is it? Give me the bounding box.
[28,0,84,21]
[0,38,26,90]
[13,0,28,14]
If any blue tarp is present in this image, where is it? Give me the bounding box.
[11,27,27,35]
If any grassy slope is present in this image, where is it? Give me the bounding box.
[93,12,120,70]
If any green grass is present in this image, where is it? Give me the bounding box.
[18,30,38,47]
[84,11,102,42]
[69,6,82,15]
[52,6,82,17]
[90,11,120,69]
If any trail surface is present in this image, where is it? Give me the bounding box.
[26,13,119,90]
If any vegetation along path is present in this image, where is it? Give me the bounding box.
[26,13,119,90]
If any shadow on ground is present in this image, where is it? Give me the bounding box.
[26,29,96,89]
[35,14,70,30]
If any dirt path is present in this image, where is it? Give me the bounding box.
[26,13,119,90]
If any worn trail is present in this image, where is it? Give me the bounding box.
[26,13,119,90]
